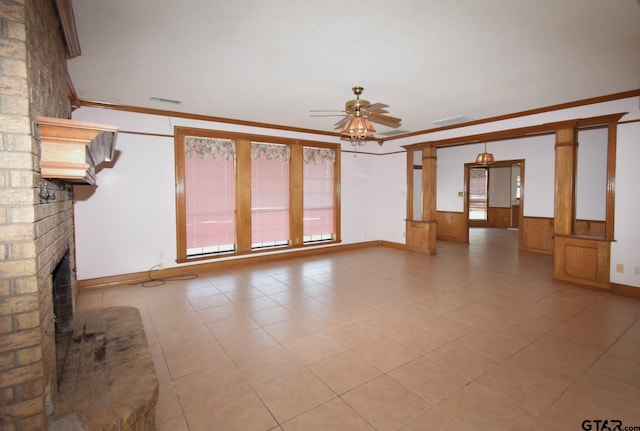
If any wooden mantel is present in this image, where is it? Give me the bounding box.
[36,116,118,185]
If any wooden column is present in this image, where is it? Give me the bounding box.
[406,144,437,255]
[554,126,577,235]
[422,145,437,224]
[235,139,252,252]
[289,144,304,247]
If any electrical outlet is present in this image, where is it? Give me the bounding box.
[635,266,640,277]
[157,262,164,270]
[616,264,624,273]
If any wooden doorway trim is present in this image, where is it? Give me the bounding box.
[463,159,525,244]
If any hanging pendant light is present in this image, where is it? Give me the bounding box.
[475,142,495,165]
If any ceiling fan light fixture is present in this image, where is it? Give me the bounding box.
[341,116,376,141]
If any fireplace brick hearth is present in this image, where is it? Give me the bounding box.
[49,306,159,431]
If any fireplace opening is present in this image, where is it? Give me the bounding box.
[52,250,73,386]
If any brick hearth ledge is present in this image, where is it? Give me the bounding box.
[50,306,159,431]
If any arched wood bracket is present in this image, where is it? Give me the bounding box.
[36,116,118,185]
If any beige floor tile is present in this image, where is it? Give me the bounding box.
[173,361,250,413]
[426,339,498,380]
[155,380,185,425]
[156,414,190,431]
[250,305,296,326]
[196,302,243,323]
[188,292,232,310]
[436,382,537,430]
[283,332,346,365]
[541,390,639,431]
[231,295,282,313]
[157,324,216,355]
[75,230,640,431]
[399,406,465,431]
[217,327,280,360]
[254,368,336,423]
[281,398,374,431]
[234,344,304,386]
[413,295,463,315]
[388,356,469,404]
[568,370,640,417]
[263,317,321,343]
[381,324,453,354]
[308,351,382,394]
[507,343,595,383]
[205,314,260,338]
[184,387,277,431]
[342,375,430,431]
[164,339,230,379]
[477,364,569,415]
[322,321,379,348]
[350,336,421,372]
[590,352,640,388]
[150,310,203,336]
[457,327,529,361]
[417,314,472,339]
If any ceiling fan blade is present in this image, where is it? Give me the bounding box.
[367,108,390,115]
[367,103,389,111]
[334,116,349,128]
[368,113,402,128]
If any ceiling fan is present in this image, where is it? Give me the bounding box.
[311,86,402,140]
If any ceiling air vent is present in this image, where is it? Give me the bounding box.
[150,96,182,104]
[431,115,474,127]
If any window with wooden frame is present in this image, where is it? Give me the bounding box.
[174,127,340,262]
[469,167,489,221]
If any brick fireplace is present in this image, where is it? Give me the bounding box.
[0,1,75,429]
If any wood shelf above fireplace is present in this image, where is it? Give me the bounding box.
[36,116,118,185]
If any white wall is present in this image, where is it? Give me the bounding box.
[611,121,640,287]
[576,127,607,220]
[72,107,382,279]
[435,135,556,217]
[73,95,640,289]
[488,166,511,208]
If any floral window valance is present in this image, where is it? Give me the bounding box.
[251,142,290,162]
[185,136,235,160]
[303,147,336,165]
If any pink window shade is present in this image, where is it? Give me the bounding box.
[303,147,335,242]
[184,138,235,255]
[469,167,488,221]
[251,143,290,248]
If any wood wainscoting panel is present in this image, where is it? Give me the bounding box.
[469,207,511,228]
[553,236,611,291]
[488,207,510,228]
[574,219,606,237]
[406,220,437,254]
[436,211,467,242]
[520,217,554,254]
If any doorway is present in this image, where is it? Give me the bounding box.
[464,159,524,244]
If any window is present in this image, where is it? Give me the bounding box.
[251,142,290,249]
[174,128,340,262]
[184,137,236,256]
[303,147,336,243]
[469,167,488,221]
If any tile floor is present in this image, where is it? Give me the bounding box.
[77,229,640,431]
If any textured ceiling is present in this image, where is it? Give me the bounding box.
[67,0,640,137]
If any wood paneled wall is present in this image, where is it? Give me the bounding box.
[469,207,511,229]
[436,211,467,242]
[553,236,611,291]
[574,219,606,237]
[520,217,554,254]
